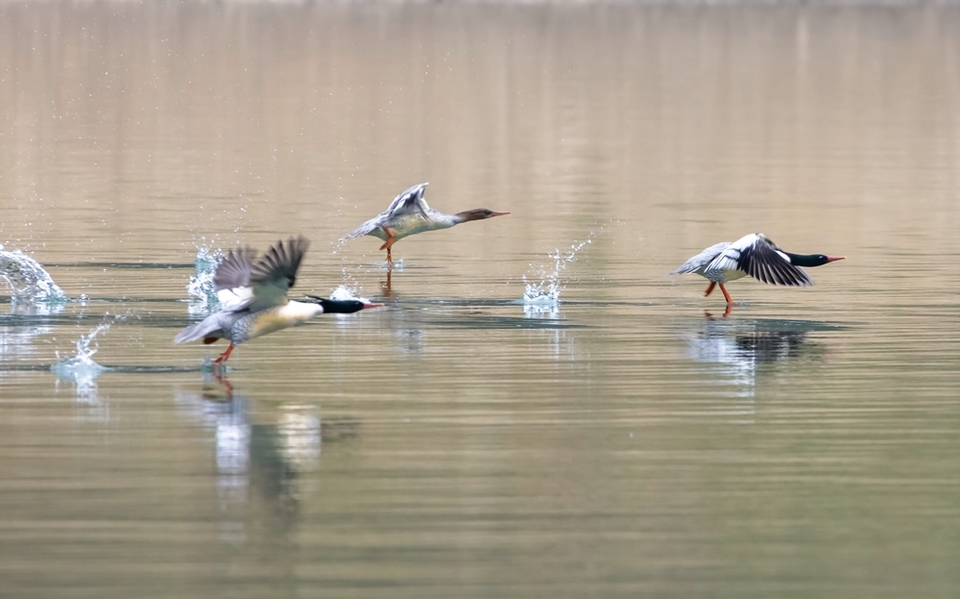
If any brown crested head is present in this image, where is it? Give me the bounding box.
[455,208,511,223]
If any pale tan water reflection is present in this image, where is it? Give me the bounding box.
[2,2,960,598]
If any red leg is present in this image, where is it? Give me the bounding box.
[379,227,397,265]
[719,283,733,305]
[214,343,235,365]
[704,281,716,297]
[213,370,234,397]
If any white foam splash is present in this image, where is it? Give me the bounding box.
[329,284,373,304]
[0,248,68,305]
[51,323,111,403]
[380,258,403,271]
[187,245,223,313]
[522,235,595,309]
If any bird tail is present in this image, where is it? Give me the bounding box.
[345,219,379,240]
[174,314,224,344]
[669,263,697,275]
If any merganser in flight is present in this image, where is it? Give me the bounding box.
[346,182,509,264]
[670,233,845,305]
[175,235,382,365]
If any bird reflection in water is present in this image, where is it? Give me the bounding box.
[379,262,412,297]
[175,384,359,554]
[684,318,834,421]
[1,296,66,364]
[381,267,394,297]
[687,318,830,367]
[704,305,734,320]
[370,269,430,354]
[202,366,236,400]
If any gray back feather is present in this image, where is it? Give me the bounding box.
[174,312,232,344]
[670,242,731,275]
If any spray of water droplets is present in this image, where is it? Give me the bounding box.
[329,284,374,304]
[0,247,68,305]
[187,245,224,313]
[522,234,596,310]
[50,322,111,390]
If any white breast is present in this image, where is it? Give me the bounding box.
[246,301,323,340]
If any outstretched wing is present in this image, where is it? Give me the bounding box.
[385,182,430,218]
[738,235,813,287]
[214,247,258,312]
[248,235,310,310]
[670,242,731,275]
[346,182,430,239]
[215,247,255,290]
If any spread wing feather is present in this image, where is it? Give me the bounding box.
[213,247,258,312]
[739,236,812,286]
[210,236,309,313]
[347,183,430,239]
[384,182,430,218]
[708,250,742,275]
[215,247,257,291]
[248,235,309,310]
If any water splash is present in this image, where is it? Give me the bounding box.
[187,245,223,313]
[0,247,68,305]
[522,234,596,311]
[328,284,374,304]
[51,323,111,403]
[380,258,403,271]
[51,323,110,381]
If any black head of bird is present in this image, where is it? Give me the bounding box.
[306,295,385,313]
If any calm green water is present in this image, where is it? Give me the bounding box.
[2,2,959,598]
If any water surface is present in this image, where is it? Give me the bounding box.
[1,3,959,598]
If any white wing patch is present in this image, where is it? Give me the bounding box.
[218,286,254,312]
[728,233,764,251]
[709,250,742,274]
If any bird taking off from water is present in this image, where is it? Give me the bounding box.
[346,182,509,265]
[670,233,845,305]
[175,235,383,365]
